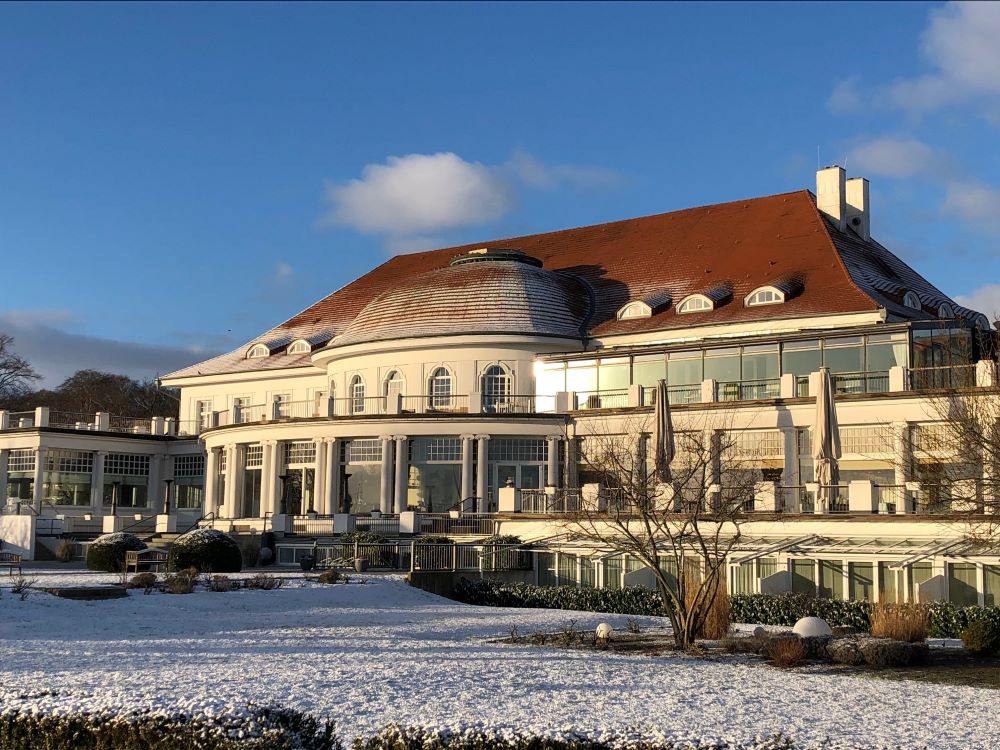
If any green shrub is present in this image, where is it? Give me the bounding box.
[126,572,157,590]
[318,570,341,585]
[928,600,1000,638]
[961,618,1000,657]
[481,534,522,546]
[340,531,386,544]
[85,533,147,573]
[453,578,664,616]
[0,702,337,750]
[168,528,242,573]
[730,593,871,630]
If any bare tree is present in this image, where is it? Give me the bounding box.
[0,334,41,405]
[561,412,766,649]
[909,361,1000,541]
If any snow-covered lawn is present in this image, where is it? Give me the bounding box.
[0,571,997,749]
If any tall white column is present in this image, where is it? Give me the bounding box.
[893,421,910,513]
[147,455,162,513]
[312,438,326,514]
[162,455,175,513]
[204,448,219,517]
[379,436,394,514]
[460,434,475,502]
[546,436,560,487]
[325,439,340,514]
[223,445,238,518]
[261,442,276,516]
[32,446,46,512]
[0,449,8,506]
[476,435,489,512]
[91,450,106,512]
[394,435,409,513]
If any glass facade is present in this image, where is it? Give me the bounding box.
[407,438,461,512]
[103,453,150,508]
[341,438,382,513]
[43,450,93,506]
[173,454,205,510]
[5,449,35,504]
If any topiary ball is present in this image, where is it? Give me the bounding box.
[168,528,242,573]
[86,532,147,572]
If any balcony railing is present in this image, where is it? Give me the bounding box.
[907,364,977,391]
[833,371,889,395]
[717,379,780,402]
[520,488,582,514]
[576,390,629,410]
[401,395,469,414]
[107,415,152,434]
[482,395,537,414]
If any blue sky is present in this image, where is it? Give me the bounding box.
[2,1,1000,384]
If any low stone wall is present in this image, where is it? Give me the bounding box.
[407,569,534,599]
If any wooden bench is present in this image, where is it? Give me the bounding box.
[124,548,169,575]
[0,551,23,577]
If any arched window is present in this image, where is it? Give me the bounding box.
[617,301,652,320]
[383,370,405,401]
[287,340,311,355]
[938,303,954,319]
[481,365,512,412]
[246,344,269,359]
[677,294,714,314]
[350,375,366,414]
[744,286,786,307]
[429,367,453,408]
[903,291,922,310]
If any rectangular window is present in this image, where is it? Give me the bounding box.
[559,553,578,585]
[535,361,566,397]
[346,439,382,463]
[985,565,1000,607]
[879,562,899,604]
[104,453,150,476]
[818,559,844,599]
[173,455,205,478]
[741,344,779,381]
[704,347,740,382]
[597,358,630,391]
[285,441,316,466]
[422,438,462,462]
[791,559,816,595]
[909,562,933,601]
[537,553,557,587]
[489,439,547,462]
[824,336,864,374]
[566,360,597,398]
[605,556,623,590]
[849,562,874,602]
[43,449,93,507]
[781,339,822,376]
[245,445,264,468]
[632,354,666,388]
[865,333,908,371]
[666,350,703,385]
[174,454,205,511]
[948,563,978,607]
[8,449,35,472]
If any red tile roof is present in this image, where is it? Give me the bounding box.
[165,189,975,379]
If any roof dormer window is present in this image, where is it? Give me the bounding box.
[937,303,954,319]
[903,291,922,310]
[744,286,786,307]
[246,344,270,359]
[617,301,652,320]
[287,340,311,355]
[677,294,714,314]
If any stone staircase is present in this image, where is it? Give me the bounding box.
[143,531,184,549]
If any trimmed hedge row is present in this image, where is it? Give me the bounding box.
[453,578,664,616]
[353,724,805,750]
[0,704,337,750]
[731,594,1000,638]
[730,594,871,630]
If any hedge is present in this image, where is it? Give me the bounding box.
[730,594,1000,637]
[453,578,664,616]
[85,532,147,572]
[353,724,804,750]
[730,594,871,630]
[167,528,242,573]
[0,702,337,750]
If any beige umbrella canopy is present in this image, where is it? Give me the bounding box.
[812,367,842,509]
[653,379,675,484]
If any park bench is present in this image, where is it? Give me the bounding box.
[0,551,23,576]
[124,548,169,575]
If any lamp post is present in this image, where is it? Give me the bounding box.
[163,478,173,515]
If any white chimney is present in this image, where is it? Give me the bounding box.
[845,177,870,241]
[816,165,846,231]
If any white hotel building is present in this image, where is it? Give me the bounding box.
[2,166,999,606]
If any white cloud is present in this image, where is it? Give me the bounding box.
[273,262,294,282]
[827,77,861,114]
[506,149,624,190]
[887,2,1000,114]
[846,137,939,178]
[955,283,1000,320]
[942,180,1000,232]
[323,152,514,237]
[321,150,623,251]
[0,309,213,387]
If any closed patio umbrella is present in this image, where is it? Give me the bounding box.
[812,367,842,510]
[653,379,675,484]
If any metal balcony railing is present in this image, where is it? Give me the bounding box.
[716,379,780,402]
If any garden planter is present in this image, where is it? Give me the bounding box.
[300,555,315,572]
[354,557,369,572]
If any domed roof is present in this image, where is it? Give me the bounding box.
[331,249,592,348]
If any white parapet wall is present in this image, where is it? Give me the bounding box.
[0,515,35,560]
